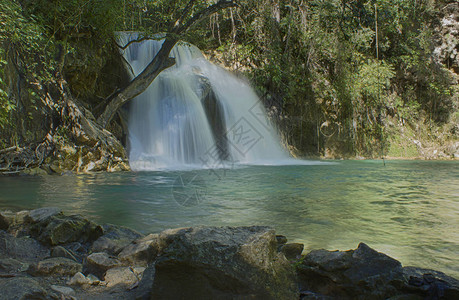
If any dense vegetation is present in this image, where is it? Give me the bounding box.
[204,0,458,157]
[0,0,457,171]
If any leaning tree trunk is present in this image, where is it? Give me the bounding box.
[96,0,236,128]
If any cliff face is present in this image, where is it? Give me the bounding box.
[0,35,131,174]
[434,2,459,75]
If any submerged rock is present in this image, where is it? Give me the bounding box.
[151,226,298,300]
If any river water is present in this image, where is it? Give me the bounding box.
[1,160,458,278]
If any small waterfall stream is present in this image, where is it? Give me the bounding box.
[121,34,291,170]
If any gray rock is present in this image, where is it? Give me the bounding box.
[30,257,82,276]
[0,277,48,300]
[91,224,143,255]
[134,264,156,299]
[297,243,404,299]
[151,226,298,300]
[50,285,75,296]
[34,214,103,246]
[26,207,62,223]
[0,258,29,273]
[85,252,121,278]
[276,234,288,246]
[0,210,15,230]
[50,245,78,261]
[104,266,144,288]
[0,231,49,262]
[118,233,159,266]
[280,243,304,260]
[403,266,459,299]
[67,272,90,286]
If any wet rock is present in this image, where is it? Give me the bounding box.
[85,252,121,278]
[297,243,404,299]
[118,233,159,266]
[30,257,82,276]
[26,207,62,224]
[0,277,48,300]
[91,224,143,255]
[0,231,49,262]
[280,243,304,260]
[104,266,145,288]
[151,226,298,300]
[50,245,78,262]
[403,266,459,299]
[35,214,103,246]
[276,234,288,246]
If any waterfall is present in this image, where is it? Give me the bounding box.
[120,34,291,171]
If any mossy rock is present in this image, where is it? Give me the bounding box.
[35,215,103,246]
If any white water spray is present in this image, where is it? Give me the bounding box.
[121,34,291,171]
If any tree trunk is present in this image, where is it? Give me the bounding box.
[96,0,236,128]
[97,38,177,128]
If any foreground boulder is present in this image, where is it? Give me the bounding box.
[0,277,48,300]
[151,226,298,300]
[297,242,459,299]
[1,208,458,300]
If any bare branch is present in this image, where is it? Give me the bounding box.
[175,0,237,34]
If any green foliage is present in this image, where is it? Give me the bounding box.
[207,0,457,157]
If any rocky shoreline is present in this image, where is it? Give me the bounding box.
[0,207,458,299]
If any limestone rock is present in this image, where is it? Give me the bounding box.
[85,252,121,278]
[151,226,298,300]
[31,257,82,276]
[118,233,159,266]
[91,224,143,255]
[0,277,48,300]
[104,266,145,288]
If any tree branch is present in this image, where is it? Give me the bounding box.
[96,0,236,128]
[174,0,237,34]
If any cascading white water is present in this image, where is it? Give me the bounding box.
[121,34,291,170]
